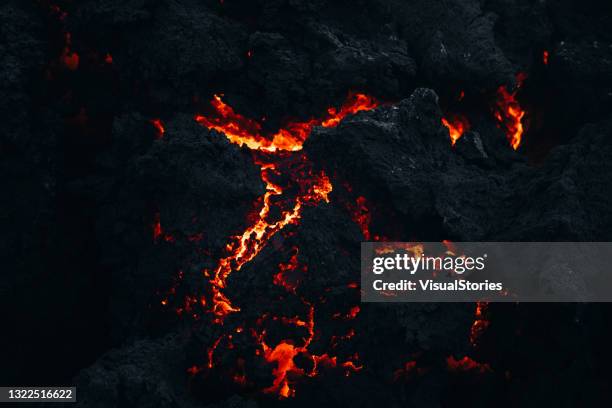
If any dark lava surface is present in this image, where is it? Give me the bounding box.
[2,0,612,407]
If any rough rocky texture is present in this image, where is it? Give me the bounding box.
[88,114,265,341]
[3,0,612,406]
[307,88,612,242]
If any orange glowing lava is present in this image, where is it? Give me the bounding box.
[191,92,375,397]
[259,303,361,398]
[206,161,332,321]
[347,196,372,240]
[493,74,527,150]
[441,115,470,145]
[196,92,379,152]
[393,360,418,381]
[60,32,79,71]
[152,212,162,241]
[274,247,307,293]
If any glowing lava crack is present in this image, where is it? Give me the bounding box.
[195,92,378,322]
[196,93,378,152]
[192,92,378,397]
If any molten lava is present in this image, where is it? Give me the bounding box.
[196,92,376,322]
[273,247,307,294]
[196,92,379,152]
[441,115,470,145]
[206,159,332,321]
[191,92,377,397]
[257,303,362,398]
[493,74,527,150]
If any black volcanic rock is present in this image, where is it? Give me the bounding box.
[5,0,612,406]
[0,1,50,286]
[88,113,264,340]
[483,0,552,67]
[0,0,63,384]
[238,22,416,124]
[549,40,612,122]
[69,0,248,110]
[392,0,516,90]
[67,334,199,408]
[305,88,612,242]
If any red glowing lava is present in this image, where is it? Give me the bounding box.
[150,119,165,139]
[196,92,379,152]
[470,301,490,346]
[152,212,163,241]
[347,196,372,240]
[190,92,378,397]
[493,74,527,150]
[446,356,491,374]
[441,114,470,145]
[196,92,377,322]
[205,159,332,321]
[393,360,419,381]
[255,303,362,398]
[60,32,79,71]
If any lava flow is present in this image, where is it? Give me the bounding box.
[493,74,527,150]
[441,114,470,145]
[191,92,377,398]
[195,92,378,152]
[196,93,377,322]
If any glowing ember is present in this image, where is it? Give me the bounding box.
[347,196,372,240]
[446,356,491,374]
[152,212,162,241]
[61,51,79,71]
[470,301,490,346]
[60,32,79,70]
[207,335,225,369]
[493,74,527,150]
[151,119,165,139]
[393,360,418,381]
[441,115,470,145]
[333,306,360,320]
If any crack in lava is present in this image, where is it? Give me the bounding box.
[193,93,377,397]
[196,92,379,322]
